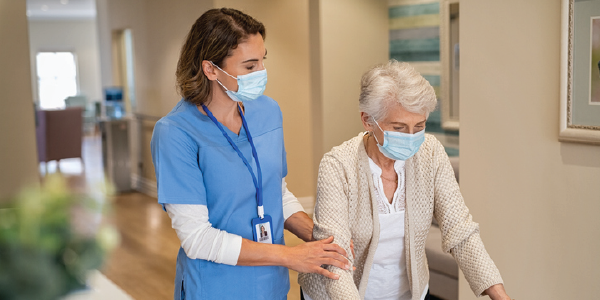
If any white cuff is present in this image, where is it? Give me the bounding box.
[283,201,305,220]
[219,234,242,266]
[165,203,242,265]
[282,178,305,220]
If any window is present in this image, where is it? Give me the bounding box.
[36,52,78,109]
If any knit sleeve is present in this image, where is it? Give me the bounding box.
[310,154,361,300]
[431,140,503,297]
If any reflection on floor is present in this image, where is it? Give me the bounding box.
[50,135,304,300]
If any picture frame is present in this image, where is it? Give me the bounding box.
[559,0,600,145]
[440,0,460,131]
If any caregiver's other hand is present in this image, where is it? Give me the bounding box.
[284,236,350,280]
[350,239,356,270]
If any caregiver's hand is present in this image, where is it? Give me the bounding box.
[284,236,350,280]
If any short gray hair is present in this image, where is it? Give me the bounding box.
[359,60,437,123]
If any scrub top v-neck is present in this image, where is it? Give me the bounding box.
[151,96,289,300]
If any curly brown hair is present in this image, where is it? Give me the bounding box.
[175,8,266,106]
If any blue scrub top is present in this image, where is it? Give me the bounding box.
[151,96,290,300]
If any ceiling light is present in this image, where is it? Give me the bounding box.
[41,5,49,11]
[60,0,69,4]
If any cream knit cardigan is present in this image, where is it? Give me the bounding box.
[298,133,503,300]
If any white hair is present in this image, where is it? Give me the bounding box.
[359,60,437,123]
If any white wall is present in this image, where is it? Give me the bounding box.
[460,0,600,299]
[0,0,39,200]
[28,19,103,105]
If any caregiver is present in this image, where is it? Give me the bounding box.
[151,8,349,300]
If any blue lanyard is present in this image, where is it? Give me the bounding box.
[201,104,265,219]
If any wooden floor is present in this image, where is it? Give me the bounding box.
[57,135,304,300]
[101,193,302,300]
[101,192,180,300]
[102,192,304,300]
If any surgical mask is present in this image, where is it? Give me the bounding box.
[211,62,267,102]
[372,118,425,161]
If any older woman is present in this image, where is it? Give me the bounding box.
[299,60,511,300]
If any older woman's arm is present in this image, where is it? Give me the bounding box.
[430,139,507,298]
[311,154,361,300]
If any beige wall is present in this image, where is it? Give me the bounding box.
[306,0,389,197]
[0,0,39,199]
[28,20,103,105]
[96,0,152,114]
[214,0,315,196]
[96,0,213,182]
[96,0,389,199]
[213,0,389,197]
[460,0,600,299]
[141,0,214,181]
[316,0,389,154]
[144,0,215,115]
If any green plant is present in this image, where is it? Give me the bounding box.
[0,175,119,300]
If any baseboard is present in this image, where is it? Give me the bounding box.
[297,196,315,216]
[131,173,157,198]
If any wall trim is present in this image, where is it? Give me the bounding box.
[131,173,157,198]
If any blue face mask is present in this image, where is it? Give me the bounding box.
[372,118,425,161]
[211,62,268,102]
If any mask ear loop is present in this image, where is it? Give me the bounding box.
[210,61,238,80]
[210,61,238,92]
[215,78,230,92]
[371,117,384,145]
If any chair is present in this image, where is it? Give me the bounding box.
[36,107,84,166]
[65,95,97,134]
[64,95,87,108]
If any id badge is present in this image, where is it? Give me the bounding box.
[251,214,273,244]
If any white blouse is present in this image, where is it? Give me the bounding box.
[366,157,428,300]
[368,158,406,214]
[165,178,304,266]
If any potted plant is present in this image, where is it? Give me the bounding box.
[0,175,119,300]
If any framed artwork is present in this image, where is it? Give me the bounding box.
[440,0,460,131]
[560,0,600,144]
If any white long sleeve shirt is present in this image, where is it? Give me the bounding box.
[165,178,305,265]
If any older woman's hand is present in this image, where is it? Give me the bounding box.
[484,283,512,300]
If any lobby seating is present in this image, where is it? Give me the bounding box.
[36,107,84,166]
[64,95,98,134]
